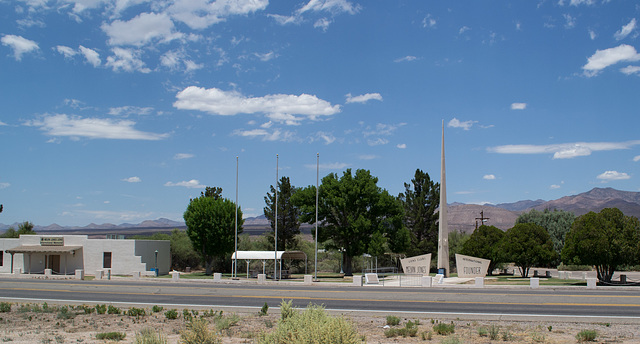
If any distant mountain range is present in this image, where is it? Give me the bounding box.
[1,187,639,234]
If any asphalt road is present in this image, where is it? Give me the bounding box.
[1,278,640,322]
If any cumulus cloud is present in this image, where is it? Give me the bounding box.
[621,65,640,75]
[633,155,640,162]
[122,176,141,183]
[511,102,527,110]
[316,131,336,144]
[345,93,382,104]
[164,179,205,188]
[26,114,168,140]
[1,34,39,61]
[394,55,418,63]
[108,106,153,116]
[488,140,640,159]
[448,118,477,131]
[174,153,194,160]
[483,174,496,180]
[396,143,407,149]
[597,170,630,181]
[55,45,77,59]
[105,48,151,73]
[232,128,297,142]
[79,46,101,67]
[102,12,182,46]
[582,44,640,77]
[0,182,10,189]
[271,0,360,31]
[614,18,637,41]
[167,0,268,30]
[160,49,203,72]
[174,86,341,125]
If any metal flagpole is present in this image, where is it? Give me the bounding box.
[274,154,278,281]
[234,156,238,279]
[314,153,319,281]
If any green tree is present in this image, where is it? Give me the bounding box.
[562,208,640,283]
[0,227,17,238]
[502,223,557,278]
[1,222,37,238]
[448,229,470,271]
[516,209,575,265]
[169,229,202,271]
[460,225,505,275]
[183,190,243,275]
[201,186,223,199]
[398,169,440,257]
[264,176,301,250]
[293,169,405,276]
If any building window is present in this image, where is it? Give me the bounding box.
[103,252,112,269]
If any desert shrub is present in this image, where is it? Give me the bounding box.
[477,327,488,337]
[95,304,107,314]
[180,318,220,344]
[134,327,167,344]
[433,322,455,335]
[280,299,296,320]
[441,336,462,344]
[502,329,514,341]
[107,305,121,315]
[489,325,500,340]
[96,332,126,341]
[78,305,95,314]
[127,307,146,317]
[386,315,401,326]
[384,320,419,338]
[0,302,10,313]
[56,306,75,320]
[420,330,432,340]
[258,302,363,344]
[259,302,268,316]
[182,309,193,321]
[164,309,178,320]
[151,305,163,313]
[215,313,239,331]
[576,329,597,342]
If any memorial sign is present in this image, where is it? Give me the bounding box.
[400,253,431,275]
[455,254,490,278]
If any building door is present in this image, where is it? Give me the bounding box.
[48,255,61,274]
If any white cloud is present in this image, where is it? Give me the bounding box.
[589,29,597,40]
[55,45,77,59]
[550,184,561,189]
[166,0,268,30]
[396,143,407,149]
[0,121,7,126]
[569,0,595,5]
[488,140,640,159]
[394,56,418,63]
[174,153,194,160]
[582,44,640,77]
[26,114,168,140]
[483,174,496,180]
[448,118,477,131]
[160,49,203,72]
[621,65,640,75]
[459,26,470,34]
[232,128,296,142]
[362,122,405,137]
[79,45,101,67]
[345,93,383,104]
[1,34,39,61]
[511,102,527,110]
[422,15,436,28]
[0,182,10,189]
[367,138,389,146]
[105,47,151,73]
[316,131,335,144]
[109,106,153,116]
[314,18,332,31]
[174,86,341,125]
[271,0,360,30]
[614,18,637,41]
[633,155,640,162]
[164,179,205,188]
[102,12,182,46]
[563,14,576,29]
[305,162,349,170]
[122,176,141,183]
[597,170,630,181]
[254,51,277,62]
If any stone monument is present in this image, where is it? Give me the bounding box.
[437,120,450,277]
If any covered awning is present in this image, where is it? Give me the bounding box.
[231,250,307,260]
[6,245,83,254]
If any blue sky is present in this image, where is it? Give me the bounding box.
[1,0,639,227]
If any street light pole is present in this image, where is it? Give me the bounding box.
[314,153,319,281]
[274,154,278,281]
[234,156,238,279]
[154,250,158,277]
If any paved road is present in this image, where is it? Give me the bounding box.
[1,278,640,322]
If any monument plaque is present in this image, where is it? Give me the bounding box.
[400,253,431,275]
[455,254,490,278]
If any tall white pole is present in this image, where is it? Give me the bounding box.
[274,154,278,281]
[234,156,238,279]
[314,153,319,281]
[437,120,450,277]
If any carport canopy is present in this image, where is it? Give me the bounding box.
[231,250,308,276]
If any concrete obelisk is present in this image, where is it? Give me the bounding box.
[437,120,450,277]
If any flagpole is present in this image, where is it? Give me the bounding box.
[274,154,278,281]
[314,153,319,281]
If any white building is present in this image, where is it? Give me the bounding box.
[0,235,170,277]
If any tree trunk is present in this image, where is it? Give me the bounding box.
[343,254,353,276]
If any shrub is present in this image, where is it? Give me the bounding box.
[385,320,419,338]
[95,304,107,314]
[56,306,75,320]
[182,309,192,321]
[280,300,296,320]
[386,315,401,326]
[78,305,94,314]
[164,309,178,320]
[489,325,500,340]
[433,322,455,335]
[96,332,126,341]
[215,313,239,331]
[0,302,10,313]
[151,305,163,313]
[259,302,268,316]
[107,305,121,315]
[441,336,462,344]
[420,330,432,340]
[576,329,597,342]
[134,328,167,344]
[180,318,220,344]
[478,327,488,337]
[258,303,363,344]
[127,307,146,317]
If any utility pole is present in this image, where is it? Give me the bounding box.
[475,210,490,230]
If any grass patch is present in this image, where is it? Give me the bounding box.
[0,303,10,313]
[95,332,126,341]
[385,315,400,326]
[180,318,220,344]
[433,322,455,335]
[576,329,597,342]
[384,320,419,338]
[134,328,167,344]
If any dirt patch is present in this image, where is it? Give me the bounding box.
[0,303,638,343]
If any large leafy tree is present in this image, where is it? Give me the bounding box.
[460,225,505,275]
[1,221,37,238]
[516,208,575,265]
[562,208,640,283]
[398,169,440,257]
[264,176,301,250]
[293,169,406,276]
[502,223,557,278]
[183,189,243,275]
